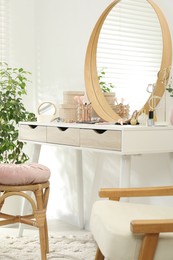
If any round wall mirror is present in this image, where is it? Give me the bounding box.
[84,0,172,122]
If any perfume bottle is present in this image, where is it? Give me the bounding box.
[147,110,154,126]
[83,103,88,122]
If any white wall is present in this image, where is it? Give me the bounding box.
[8,0,173,228]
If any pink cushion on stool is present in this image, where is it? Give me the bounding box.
[0,163,51,185]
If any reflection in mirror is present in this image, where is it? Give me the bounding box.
[97,0,162,114]
[84,0,172,122]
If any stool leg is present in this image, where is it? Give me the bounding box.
[0,193,5,211]
[18,191,32,237]
[39,186,50,255]
[34,188,49,260]
[44,218,49,253]
[39,224,47,260]
[43,186,50,253]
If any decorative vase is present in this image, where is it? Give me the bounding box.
[103,92,116,105]
[170,109,173,125]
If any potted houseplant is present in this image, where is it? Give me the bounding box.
[0,62,36,163]
[98,68,116,105]
[166,75,173,124]
[98,67,115,93]
[98,68,130,119]
[166,76,173,97]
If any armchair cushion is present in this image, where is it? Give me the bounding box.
[90,200,173,260]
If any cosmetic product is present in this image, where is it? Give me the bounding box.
[147,110,154,126]
[84,103,88,122]
[77,103,84,122]
[87,103,92,122]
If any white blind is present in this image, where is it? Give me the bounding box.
[0,0,9,62]
[97,0,163,113]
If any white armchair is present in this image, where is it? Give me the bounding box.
[90,186,173,260]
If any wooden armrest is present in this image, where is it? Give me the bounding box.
[99,186,173,200]
[131,219,173,234]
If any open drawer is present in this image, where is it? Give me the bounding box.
[80,129,122,151]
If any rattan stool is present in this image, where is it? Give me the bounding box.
[0,163,51,260]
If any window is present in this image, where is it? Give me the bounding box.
[0,0,9,62]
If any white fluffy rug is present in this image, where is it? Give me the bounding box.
[0,232,97,260]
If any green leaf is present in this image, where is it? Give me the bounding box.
[0,62,36,164]
[98,67,115,93]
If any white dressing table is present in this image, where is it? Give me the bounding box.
[19,122,173,228]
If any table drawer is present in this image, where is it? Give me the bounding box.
[19,124,47,142]
[80,129,122,151]
[47,126,80,146]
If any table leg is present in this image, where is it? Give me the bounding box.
[76,149,84,229]
[31,144,42,163]
[169,153,173,176]
[89,153,103,204]
[119,155,131,187]
[18,144,41,237]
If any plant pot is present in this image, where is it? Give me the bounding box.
[103,92,115,105]
[170,109,173,125]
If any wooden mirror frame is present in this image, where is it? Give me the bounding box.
[84,0,172,122]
